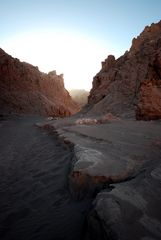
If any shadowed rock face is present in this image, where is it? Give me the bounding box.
[88,20,161,120]
[0,49,79,117]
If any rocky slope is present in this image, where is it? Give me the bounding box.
[0,48,79,117]
[87,20,161,120]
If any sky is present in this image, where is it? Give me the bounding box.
[0,0,161,90]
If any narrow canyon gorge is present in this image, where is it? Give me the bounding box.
[0,20,161,240]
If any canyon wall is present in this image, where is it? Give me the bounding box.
[0,49,79,117]
[88,20,161,120]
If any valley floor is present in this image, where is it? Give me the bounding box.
[1,114,161,240]
[0,115,92,240]
[44,116,161,240]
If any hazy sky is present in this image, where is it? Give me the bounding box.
[0,0,161,90]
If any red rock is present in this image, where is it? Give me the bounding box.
[87,20,161,120]
[0,48,79,117]
[101,55,116,71]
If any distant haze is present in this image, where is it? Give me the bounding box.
[69,89,89,107]
[1,31,107,91]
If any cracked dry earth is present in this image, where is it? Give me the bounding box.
[0,115,92,240]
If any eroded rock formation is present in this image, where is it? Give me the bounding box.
[88,20,161,120]
[0,48,79,117]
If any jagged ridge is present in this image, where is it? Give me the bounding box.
[88,20,161,120]
[0,48,79,117]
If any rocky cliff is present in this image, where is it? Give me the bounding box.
[88,20,161,120]
[0,48,79,117]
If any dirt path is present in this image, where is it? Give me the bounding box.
[0,115,91,240]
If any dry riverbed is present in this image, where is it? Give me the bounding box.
[42,116,161,240]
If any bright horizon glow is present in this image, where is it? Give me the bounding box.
[0,0,161,91]
[1,31,120,91]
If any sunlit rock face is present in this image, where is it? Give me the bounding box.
[0,48,79,117]
[88,20,161,120]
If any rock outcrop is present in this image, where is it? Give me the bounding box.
[42,109,161,240]
[87,20,161,120]
[0,48,79,117]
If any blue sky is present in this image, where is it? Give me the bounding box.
[0,0,161,90]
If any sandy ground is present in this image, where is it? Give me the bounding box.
[1,114,161,239]
[0,115,92,240]
[42,116,161,240]
[43,117,161,182]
